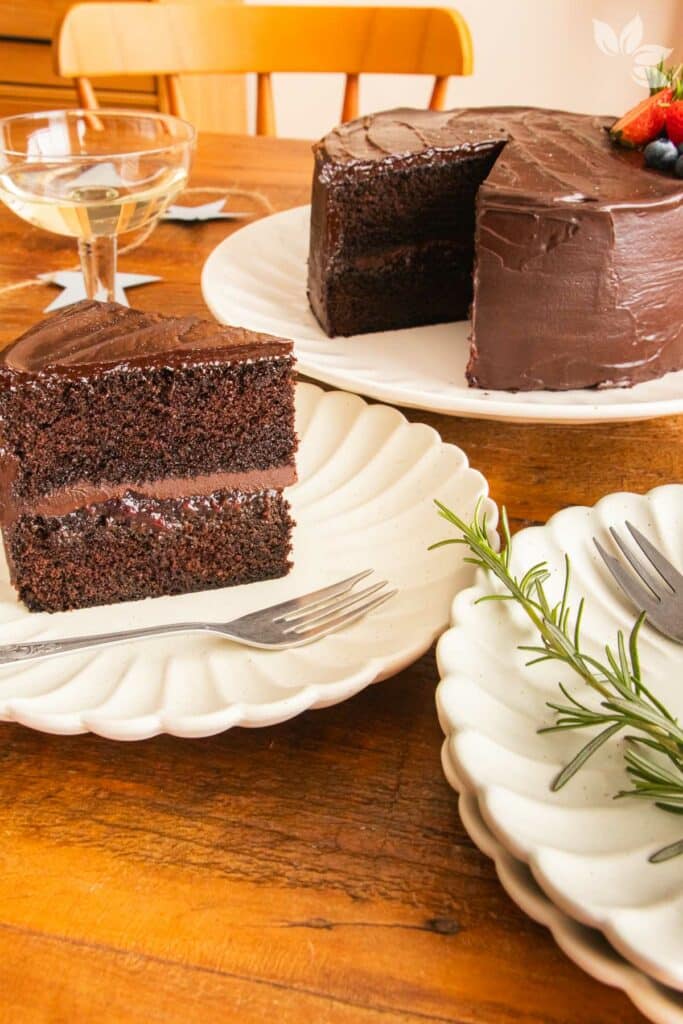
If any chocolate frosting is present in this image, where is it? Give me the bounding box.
[0,300,293,375]
[319,106,682,211]
[322,107,506,162]
[0,464,297,525]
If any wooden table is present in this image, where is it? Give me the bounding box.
[0,133,679,1024]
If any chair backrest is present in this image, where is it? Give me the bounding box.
[55,3,473,135]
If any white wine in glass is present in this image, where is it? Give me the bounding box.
[0,109,195,302]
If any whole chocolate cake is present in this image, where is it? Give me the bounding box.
[307,107,683,391]
[0,300,297,612]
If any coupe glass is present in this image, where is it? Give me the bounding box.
[0,109,195,301]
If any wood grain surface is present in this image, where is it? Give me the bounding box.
[0,132,679,1024]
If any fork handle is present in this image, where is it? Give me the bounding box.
[0,622,216,665]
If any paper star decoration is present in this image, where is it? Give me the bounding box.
[38,270,161,312]
[161,199,247,222]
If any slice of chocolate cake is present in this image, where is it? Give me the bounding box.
[0,300,297,613]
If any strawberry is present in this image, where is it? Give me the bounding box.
[666,100,683,145]
[609,87,672,148]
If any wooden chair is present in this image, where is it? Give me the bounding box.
[55,3,473,135]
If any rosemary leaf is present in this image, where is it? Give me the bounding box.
[551,722,624,790]
[649,838,683,863]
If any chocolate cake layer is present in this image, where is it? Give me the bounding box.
[308,107,683,390]
[316,240,473,336]
[0,301,297,503]
[0,301,299,612]
[8,487,294,613]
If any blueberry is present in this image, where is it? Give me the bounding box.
[644,138,678,170]
[675,155,683,178]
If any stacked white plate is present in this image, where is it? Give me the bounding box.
[437,485,683,1023]
[442,751,683,1024]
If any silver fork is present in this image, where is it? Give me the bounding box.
[594,522,683,644]
[0,570,397,665]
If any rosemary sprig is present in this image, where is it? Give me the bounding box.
[432,499,683,863]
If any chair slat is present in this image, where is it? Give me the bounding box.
[341,73,359,123]
[429,75,450,110]
[165,73,188,120]
[75,75,98,109]
[256,72,276,136]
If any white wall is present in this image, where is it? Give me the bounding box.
[246,0,683,138]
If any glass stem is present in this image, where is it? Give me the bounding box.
[78,235,117,302]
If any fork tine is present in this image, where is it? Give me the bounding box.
[626,522,682,593]
[608,527,665,600]
[254,569,373,623]
[594,538,660,614]
[281,580,390,633]
[277,577,381,624]
[286,589,398,644]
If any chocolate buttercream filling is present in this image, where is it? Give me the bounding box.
[0,464,297,525]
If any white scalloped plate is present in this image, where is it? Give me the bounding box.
[441,746,683,1024]
[436,484,683,990]
[0,383,492,741]
[201,206,683,424]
